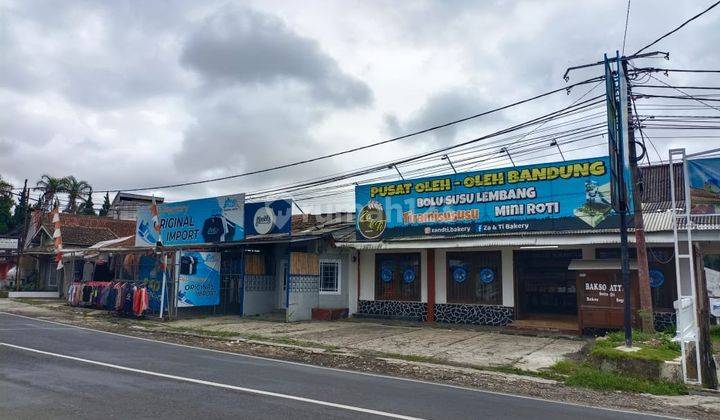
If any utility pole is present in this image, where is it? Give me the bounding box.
[613,53,633,348]
[622,58,655,333]
[14,179,28,292]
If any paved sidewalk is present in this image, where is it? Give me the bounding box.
[170,316,587,371]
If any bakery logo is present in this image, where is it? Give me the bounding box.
[253,206,276,235]
[358,200,387,239]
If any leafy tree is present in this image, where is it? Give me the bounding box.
[0,176,14,234]
[99,192,112,217]
[79,189,97,215]
[36,175,67,211]
[62,176,92,213]
[0,195,13,235]
[12,186,28,231]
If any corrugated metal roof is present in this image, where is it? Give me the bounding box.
[639,163,684,204]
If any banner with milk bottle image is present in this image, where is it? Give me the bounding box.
[135,193,245,247]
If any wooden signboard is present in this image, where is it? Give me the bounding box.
[576,269,639,329]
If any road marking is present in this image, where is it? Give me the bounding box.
[0,312,680,419]
[0,342,424,420]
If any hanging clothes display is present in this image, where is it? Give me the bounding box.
[66,280,150,318]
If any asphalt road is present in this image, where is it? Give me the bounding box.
[0,312,670,420]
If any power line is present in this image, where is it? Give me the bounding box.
[622,0,632,54]
[629,63,720,113]
[634,0,720,55]
[82,76,603,194]
[244,97,605,200]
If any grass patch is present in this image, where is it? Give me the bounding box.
[549,360,687,395]
[591,330,680,362]
[710,325,720,345]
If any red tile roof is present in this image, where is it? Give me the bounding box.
[37,211,135,247]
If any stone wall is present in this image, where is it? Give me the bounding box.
[653,311,676,332]
[434,303,514,326]
[357,300,427,321]
[357,300,514,325]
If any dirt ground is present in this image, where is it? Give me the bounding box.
[2,298,720,419]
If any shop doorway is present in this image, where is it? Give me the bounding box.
[514,249,581,328]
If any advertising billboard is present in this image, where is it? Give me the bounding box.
[244,200,292,236]
[135,194,245,247]
[176,251,221,307]
[355,156,618,239]
[687,157,720,215]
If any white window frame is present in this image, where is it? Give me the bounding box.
[319,258,341,295]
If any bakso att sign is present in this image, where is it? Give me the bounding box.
[355,156,618,239]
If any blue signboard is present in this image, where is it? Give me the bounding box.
[355,157,618,239]
[381,265,394,283]
[244,200,292,236]
[479,268,495,284]
[648,269,665,289]
[452,266,468,283]
[402,267,416,284]
[176,251,221,307]
[687,157,720,215]
[135,194,245,247]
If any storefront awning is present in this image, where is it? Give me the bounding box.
[568,259,639,270]
[335,230,720,250]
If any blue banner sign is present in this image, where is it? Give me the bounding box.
[176,251,221,307]
[687,157,720,215]
[244,200,292,236]
[355,157,618,239]
[135,194,245,247]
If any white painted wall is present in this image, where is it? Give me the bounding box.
[435,249,446,304]
[348,250,359,314]
[501,248,514,307]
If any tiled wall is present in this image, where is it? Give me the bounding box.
[357,300,514,325]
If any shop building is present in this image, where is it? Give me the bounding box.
[55,197,355,322]
[14,212,135,298]
[338,162,720,333]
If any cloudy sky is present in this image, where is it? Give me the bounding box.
[1,0,718,210]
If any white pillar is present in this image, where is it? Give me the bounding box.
[502,248,514,307]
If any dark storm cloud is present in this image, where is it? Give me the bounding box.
[173,85,345,185]
[180,5,372,107]
[386,89,503,145]
[173,5,371,185]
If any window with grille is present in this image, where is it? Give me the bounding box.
[320,259,341,294]
[375,253,421,301]
[446,251,502,305]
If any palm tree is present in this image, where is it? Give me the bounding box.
[62,176,92,214]
[36,175,66,211]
